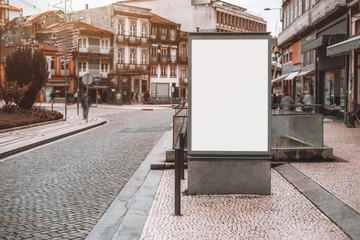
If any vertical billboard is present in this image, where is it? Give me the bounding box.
[188,33,271,159]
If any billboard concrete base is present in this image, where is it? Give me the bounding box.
[188,159,271,195]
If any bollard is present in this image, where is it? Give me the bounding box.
[179,133,185,180]
[175,148,181,216]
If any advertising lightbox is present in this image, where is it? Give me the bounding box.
[188,33,271,159]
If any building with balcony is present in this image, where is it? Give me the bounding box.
[68,3,151,104]
[278,0,348,118]
[149,13,181,102]
[120,0,266,33]
[36,21,114,103]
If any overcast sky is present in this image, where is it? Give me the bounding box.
[12,0,282,36]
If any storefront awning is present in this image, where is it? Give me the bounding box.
[296,70,313,77]
[271,74,288,84]
[327,34,360,56]
[301,35,332,53]
[284,71,299,80]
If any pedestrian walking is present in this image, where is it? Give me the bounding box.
[344,101,360,128]
[81,92,90,119]
[97,92,102,104]
[280,92,294,111]
[116,92,122,106]
[302,91,313,112]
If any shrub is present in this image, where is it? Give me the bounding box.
[24,107,63,121]
[0,80,29,112]
[4,46,48,110]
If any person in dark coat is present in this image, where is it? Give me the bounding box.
[81,92,90,119]
[344,101,360,128]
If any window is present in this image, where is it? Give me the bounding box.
[161,48,167,59]
[130,49,136,65]
[118,48,124,64]
[290,52,292,62]
[295,0,298,18]
[101,62,109,73]
[161,27,167,37]
[170,29,176,41]
[181,66,187,78]
[299,0,302,16]
[51,57,55,70]
[170,66,176,77]
[287,5,290,27]
[151,47,157,58]
[130,21,136,36]
[305,0,309,10]
[181,44,187,57]
[142,50,147,65]
[151,65,157,76]
[118,20,124,35]
[161,65,167,76]
[79,62,87,72]
[79,38,87,48]
[61,59,69,70]
[101,39,109,50]
[324,69,346,109]
[151,26,157,36]
[291,1,294,23]
[141,23,148,37]
[356,20,360,35]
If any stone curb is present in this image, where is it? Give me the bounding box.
[275,163,360,240]
[0,119,65,134]
[0,120,107,159]
[86,130,172,240]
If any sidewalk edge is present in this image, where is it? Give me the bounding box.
[0,120,106,159]
[85,130,172,240]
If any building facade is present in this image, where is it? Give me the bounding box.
[36,21,114,103]
[149,13,181,102]
[121,0,266,33]
[69,4,151,104]
[278,0,348,118]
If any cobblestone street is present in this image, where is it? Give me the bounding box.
[0,105,173,240]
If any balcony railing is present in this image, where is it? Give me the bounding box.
[149,34,180,42]
[116,64,150,73]
[79,46,113,54]
[116,34,149,45]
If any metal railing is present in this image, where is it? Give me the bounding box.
[173,102,188,149]
[174,107,187,216]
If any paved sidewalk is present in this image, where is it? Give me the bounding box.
[121,123,358,240]
[0,115,106,159]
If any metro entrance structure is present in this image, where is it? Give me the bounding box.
[187,32,271,195]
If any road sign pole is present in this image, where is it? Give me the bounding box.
[96,83,98,107]
[86,83,88,123]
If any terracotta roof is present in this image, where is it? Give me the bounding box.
[37,21,114,37]
[24,10,61,25]
[151,13,178,25]
[9,5,21,11]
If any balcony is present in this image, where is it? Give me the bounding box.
[116,34,149,45]
[79,46,113,54]
[180,77,188,85]
[150,56,159,63]
[116,64,150,73]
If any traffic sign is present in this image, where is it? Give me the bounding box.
[94,76,101,84]
[82,74,93,85]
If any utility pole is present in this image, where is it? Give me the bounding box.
[64,1,67,121]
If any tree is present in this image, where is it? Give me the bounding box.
[4,46,48,110]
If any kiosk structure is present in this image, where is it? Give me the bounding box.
[188,32,271,195]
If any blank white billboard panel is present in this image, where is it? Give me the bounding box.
[190,37,270,155]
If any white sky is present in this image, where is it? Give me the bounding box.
[11,0,282,36]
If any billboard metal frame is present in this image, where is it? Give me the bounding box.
[188,32,272,160]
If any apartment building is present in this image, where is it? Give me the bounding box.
[36,21,114,103]
[68,4,151,104]
[121,0,266,33]
[149,13,181,102]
